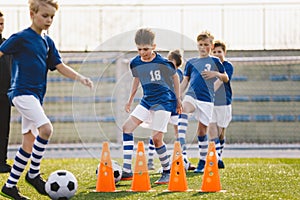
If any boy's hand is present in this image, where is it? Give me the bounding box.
[79,76,93,89]
[176,98,182,114]
[125,102,131,113]
[201,71,218,80]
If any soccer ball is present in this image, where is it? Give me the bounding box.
[45,170,78,200]
[96,160,122,183]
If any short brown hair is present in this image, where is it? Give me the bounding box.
[213,40,227,53]
[0,11,3,17]
[196,30,214,44]
[28,0,59,13]
[167,49,183,67]
[134,28,155,45]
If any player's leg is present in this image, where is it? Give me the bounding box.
[151,110,171,184]
[147,137,155,170]
[193,101,213,173]
[177,96,196,165]
[216,105,232,169]
[121,105,144,180]
[194,122,208,173]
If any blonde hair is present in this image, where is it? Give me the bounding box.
[196,30,214,44]
[28,0,59,13]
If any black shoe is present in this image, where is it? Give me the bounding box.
[0,185,30,200]
[25,173,47,195]
[0,164,11,173]
[218,160,225,169]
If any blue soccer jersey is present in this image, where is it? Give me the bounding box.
[177,68,183,83]
[130,52,177,112]
[214,60,234,106]
[184,56,225,102]
[0,28,62,105]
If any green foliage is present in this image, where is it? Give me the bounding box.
[1,158,300,199]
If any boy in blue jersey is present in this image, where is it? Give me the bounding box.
[178,31,228,173]
[121,28,182,184]
[147,49,196,171]
[0,0,93,199]
[209,40,234,169]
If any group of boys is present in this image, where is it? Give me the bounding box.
[0,0,233,199]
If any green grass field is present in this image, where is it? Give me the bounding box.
[1,158,300,200]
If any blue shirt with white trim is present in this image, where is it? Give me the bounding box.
[130,52,177,112]
[214,60,234,106]
[0,27,62,105]
[184,56,225,102]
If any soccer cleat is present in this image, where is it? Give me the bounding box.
[188,163,196,171]
[154,172,170,184]
[194,160,205,173]
[0,163,11,173]
[0,185,30,200]
[120,171,133,180]
[218,160,225,169]
[25,172,47,195]
[147,162,155,170]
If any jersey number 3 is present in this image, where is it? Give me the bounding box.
[150,70,161,81]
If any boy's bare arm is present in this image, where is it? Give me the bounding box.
[173,73,182,114]
[180,76,189,98]
[56,63,93,88]
[125,77,139,113]
[0,51,3,58]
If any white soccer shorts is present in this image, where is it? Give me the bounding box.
[12,95,51,137]
[131,104,171,133]
[211,104,232,128]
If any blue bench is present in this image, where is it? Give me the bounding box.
[252,115,273,122]
[251,95,271,102]
[231,75,248,81]
[269,74,289,81]
[275,115,296,122]
[47,76,116,83]
[291,75,300,81]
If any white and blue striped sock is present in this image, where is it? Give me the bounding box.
[156,144,170,173]
[198,135,208,163]
[147,137,155,164]
[178,113,188,157]
[6,148,30,188]
[122,133,134,173]
[28,136,48,178]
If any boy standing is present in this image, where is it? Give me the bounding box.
[121,28,182,184]
[209,40,234,169]
[0,0,93,199]
[178,31,228,173]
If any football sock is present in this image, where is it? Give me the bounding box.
[28,135,48,178]
[6,148,30,188]
[178,113,188,158]
[155,144,170,173]
[147,137,155,164]
[211,137,221,160]
[122,133,134,173]
[198,135,208,163]
[220,138,225,159]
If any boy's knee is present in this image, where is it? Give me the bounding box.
[39,123,53,139]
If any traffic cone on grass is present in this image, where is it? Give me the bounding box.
[200,141,221,192]
[96,142,116,192]
[167,141,192,192]
[130,141,153,192]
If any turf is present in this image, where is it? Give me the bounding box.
[0,158,300,200]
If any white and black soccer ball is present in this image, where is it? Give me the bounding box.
[96,160,122,183]
[45,170,78,200]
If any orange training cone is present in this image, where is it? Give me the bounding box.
[130,141,152,192]
[167,141,190,192]
[96,142,116,192]
[200,141,221,192]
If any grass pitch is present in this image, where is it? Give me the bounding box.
[0,158,300,200]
